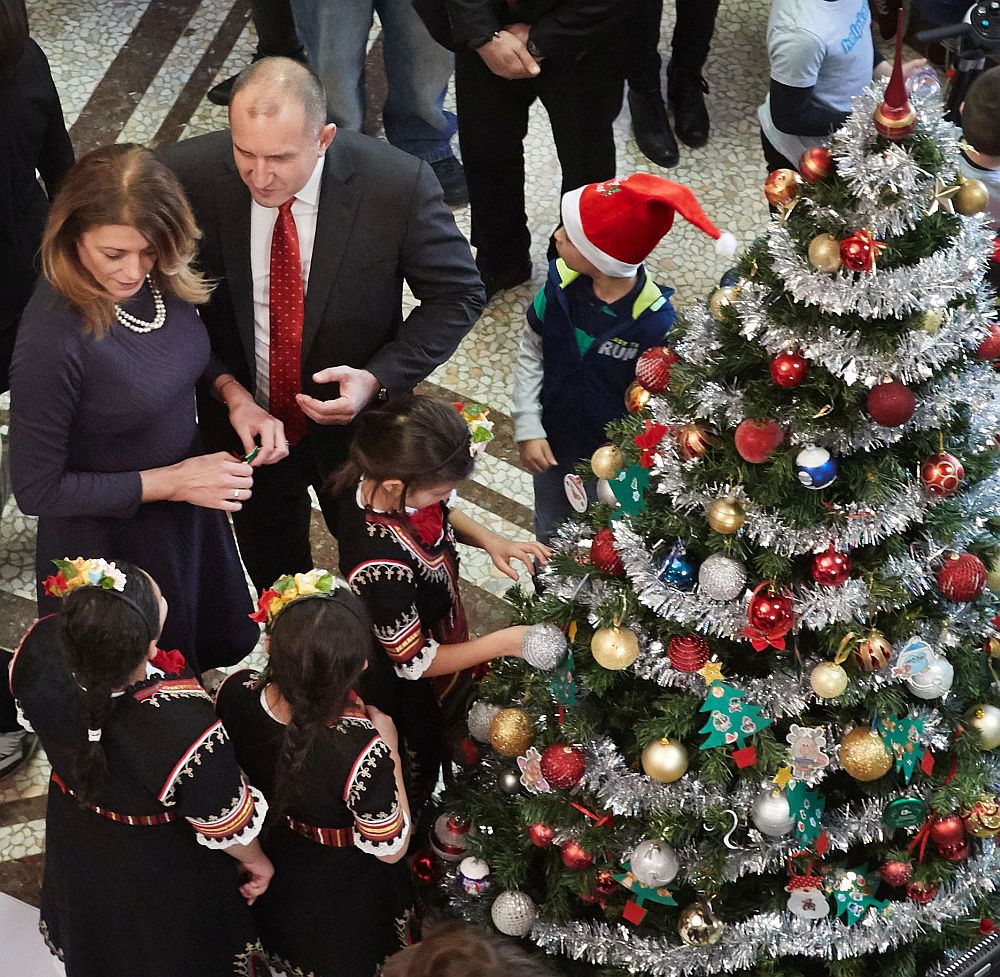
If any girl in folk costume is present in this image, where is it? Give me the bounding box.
[10,558,272,977]
[216,571,413,977]
[331,395,551,808]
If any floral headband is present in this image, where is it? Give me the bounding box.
[454,402,494,457]
[250,568,347,630]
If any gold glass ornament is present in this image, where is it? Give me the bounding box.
[853,632,892,671]
[641,737,689,783]
[961,794,1000,838]
[955,178,990,216]
[807,233,843,273]
[839,727,893,781]
[986,555,1000,594]
[678,422,713,460]
[809,661,849,699]
[677,900,724,947]
[590,444,624,480]
[488,708,535,757]
[965,704,1000,750]
[708,287,736,321]
[706,497,745,535]
[624,380,652,414]
[918,309,945,333]
[591,626,640,670]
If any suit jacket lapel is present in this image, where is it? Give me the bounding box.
[302,139,361,365]
[214,170,256,380]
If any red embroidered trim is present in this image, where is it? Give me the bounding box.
[51,772,178,827]
[286,817,353,847]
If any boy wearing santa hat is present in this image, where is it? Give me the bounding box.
[512,172,735,543]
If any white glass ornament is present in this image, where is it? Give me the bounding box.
[906,64,942,100]
[596,478,619,507]
[750,788,795,837]
[630,840,680,887]
[457,856,491,896]
[905,656,954,699]
[491,890,537,936]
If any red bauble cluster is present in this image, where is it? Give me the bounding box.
[410,849,444,884]
[560,839,594,870]
[920,451,964,497]
[539,743,586,789]
[747,584,795,640]
[799,146,836,183]
[930,815,969,862]
[527,822,555,848]
[977,325,1000,361]
[770,350,808,388]
[878,860,913,887]
[635,346,679,394]
[452,736,480,767]
[937,552,988,603]
[668,634,710,672]
[734,418,784,463]
[907,880,939,904]
[867,378,916,427]
[811,543,852,587]
[590,528,624,575]
[594,870,618,896]
[839,229,884,272]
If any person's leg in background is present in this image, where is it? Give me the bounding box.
[0,649,37,780]
[377,0,467,205]
[667,0,721,147]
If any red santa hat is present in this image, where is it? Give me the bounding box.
[561,173,737,278]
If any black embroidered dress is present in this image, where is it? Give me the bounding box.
[215,670,412,977]
[9,616,268,977]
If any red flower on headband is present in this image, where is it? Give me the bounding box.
[249,588,280,623]
[151,648,187,675]
[43,571,68,597]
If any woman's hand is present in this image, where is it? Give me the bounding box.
[226,398,289,467]
[482,533,553,581]
[365,705,400,752]
[238,852,274,905]
[168,453,253,511]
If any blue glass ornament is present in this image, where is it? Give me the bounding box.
[657,549,696,590]
[795,445,837,490]
[719,268,741,288]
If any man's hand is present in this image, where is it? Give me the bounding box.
[518,438,557,473]
[296,366,380,425]
[477,27,540,80]
[226,399,289,466]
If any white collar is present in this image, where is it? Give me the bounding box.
[294,156,324,209]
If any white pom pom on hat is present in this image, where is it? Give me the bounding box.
[561,173,737,277]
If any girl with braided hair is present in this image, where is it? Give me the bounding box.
[215,571,413,977]
[9,557,272,977]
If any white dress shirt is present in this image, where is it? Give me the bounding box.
[249,156,324,409]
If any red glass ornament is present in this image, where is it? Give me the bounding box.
[668,634,710,672]
[811,543,852,587]
[453,736,481,767]
[937,552,988,602]
[873,12,917,140]
[937,841,970,862]
[635,347,679,394]
[770,350,808,388]
[410,849,444,884]
[867,378,917,427]
[560,840,594,870]
[539,743,586,789]
[527,822,555,848]
[764,168,801,207]
[920,452,964,497]
[678,422,713,460]
[929,814,965,848]
[878,860,913,887]
[594,870,618,896]
[590,528,624,575]
[839,229,885,272]
[798,146,836,183]
[747,585,795,640]
[906,880,939,904]
[977,326,1000,361]
[734,418,784,463]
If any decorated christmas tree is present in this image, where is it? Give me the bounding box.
[427,46,1000,977]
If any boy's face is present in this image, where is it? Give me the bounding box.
[554,226,602,278]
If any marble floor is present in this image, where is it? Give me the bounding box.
[0,0,784,912]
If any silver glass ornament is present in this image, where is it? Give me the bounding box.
[468,701,501,743]
[697,553,747,601]
[521,623,568,670]
[750,788,796,837]
[498,768,522,795]
[491,890,537,936]
[630,840,680,887]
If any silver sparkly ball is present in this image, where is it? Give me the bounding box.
[750,788,795,837]
[521,623,568,671]
[498,767,522,795]
[491,890,537,937]
[468,701,501,743]
[697,553,747,601]
[630,840,680,887]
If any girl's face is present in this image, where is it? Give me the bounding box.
[405,480,459,511]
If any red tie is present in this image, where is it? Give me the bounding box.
[269,198,307,445]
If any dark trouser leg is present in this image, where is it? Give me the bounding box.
[231,443,316,594]
[251,0,303,56]
[454,50,534,276]
[760,130,796,172]
[670,0,720,73]
[626,0,664,90]
[0,652,18,734]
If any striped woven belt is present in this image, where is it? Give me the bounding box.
[286,816,353,848]
[51,772,179,827]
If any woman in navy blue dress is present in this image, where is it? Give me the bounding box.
[10,144,290,674]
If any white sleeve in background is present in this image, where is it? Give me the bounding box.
[511,324,548,443]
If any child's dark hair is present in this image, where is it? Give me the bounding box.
[380,921,552,977]
[58,561,160,804]
[963,66,1000,157]
[261,588,372,818]
[328,395,474,503]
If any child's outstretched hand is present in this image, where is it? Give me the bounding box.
[483,533,553,581]
[518,438,557,473]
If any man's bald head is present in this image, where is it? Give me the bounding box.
[229,57,328,138]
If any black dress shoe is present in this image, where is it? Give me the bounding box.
[667,62,711,149]
[430,156,469,207]
[627,87,680,168]
[479,263,532,300]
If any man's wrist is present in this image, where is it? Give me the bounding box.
[469,30,502,50]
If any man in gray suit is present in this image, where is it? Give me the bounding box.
[163,58,484,592]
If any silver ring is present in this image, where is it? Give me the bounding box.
[232,488,240,501]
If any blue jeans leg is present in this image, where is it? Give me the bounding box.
[377,0,457,162]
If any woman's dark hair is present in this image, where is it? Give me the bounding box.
[58,561,160,804]
[262,588,372,818]
[0,0,29,81]
[328,394,474,504]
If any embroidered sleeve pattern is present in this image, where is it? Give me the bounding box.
[344,734,409,857]
[158,720,229,807]
[187,781,268,850]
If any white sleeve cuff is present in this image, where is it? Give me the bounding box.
[190,784,269,850]
[353,810,411,858]
[393,639,439,680]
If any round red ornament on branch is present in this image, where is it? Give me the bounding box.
[920,451,964,497]
[539,743,586,789]
[734,418,784,464]
[907,881,938,904]
[977,326,1000,361]
[594,870,617,896]
[560,840,594,870]
[764,168,801,207]
[839,229,885,273]
[747,584,795,642]
[867,377,916,427]
[878,860,913,887]
[527,823,555,848]
[811,543,852,587]
[635,347,679,394]
[668,634,710,672]
[770,350,808,388]
[929,814,965,849]
[411,849,445,884]
[937,552,988,602]
[798,146,836,183]
[590,528,624,575]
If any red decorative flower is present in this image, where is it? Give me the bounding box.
[249,588,280,623]
[151,648,187,675]
[42,571,68,597]
[980,918,996,935]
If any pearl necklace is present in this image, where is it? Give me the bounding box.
[114,276,166,333]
